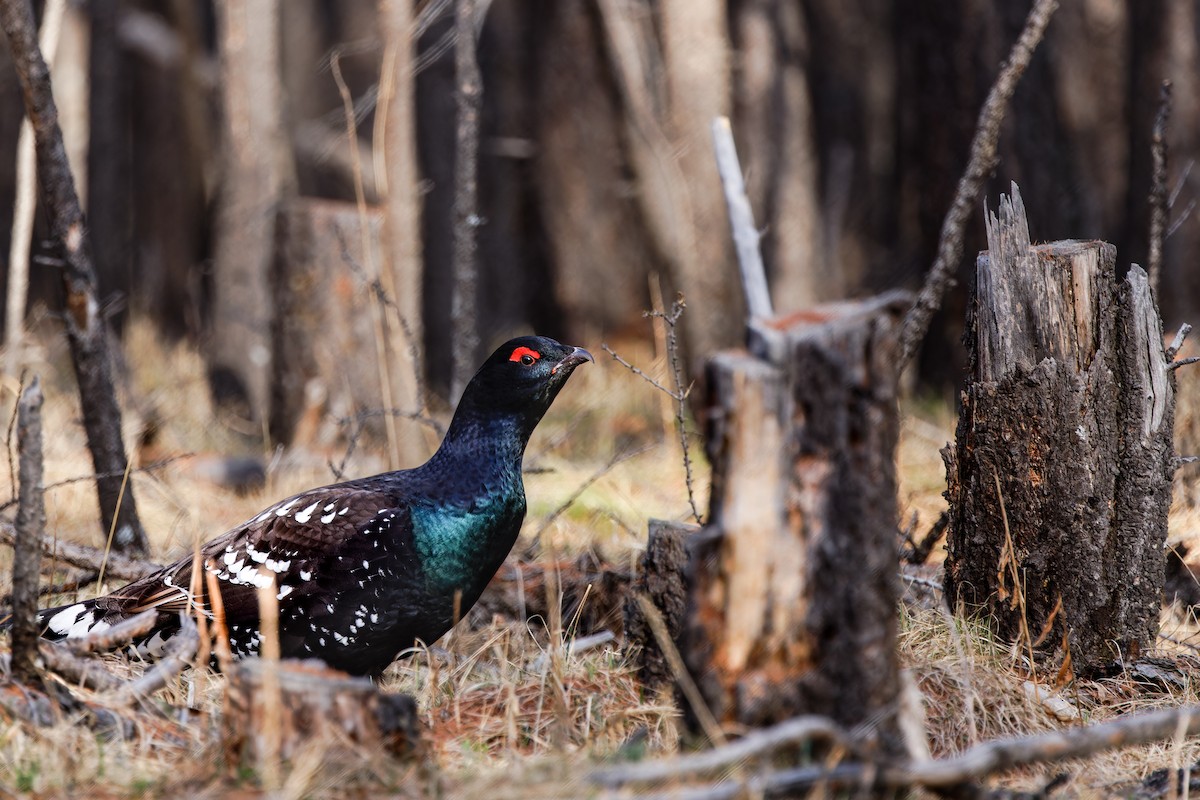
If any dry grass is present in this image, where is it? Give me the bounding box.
[1,319,1200,797]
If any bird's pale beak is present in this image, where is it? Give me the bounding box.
[551,346,594,375]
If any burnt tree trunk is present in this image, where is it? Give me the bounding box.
[944,186,1175,672]
[680,292,909,757]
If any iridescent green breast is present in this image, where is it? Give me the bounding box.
[410,494,525,592]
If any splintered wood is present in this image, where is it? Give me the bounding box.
[680,293,910,756]
[945,184,1176,673]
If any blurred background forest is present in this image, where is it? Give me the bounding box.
[0,0,1196,446]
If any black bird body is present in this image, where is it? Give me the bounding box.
[27,336,591,677]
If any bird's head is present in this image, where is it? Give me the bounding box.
[458,336,594,422]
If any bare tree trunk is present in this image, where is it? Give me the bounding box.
[659,0,738,359]
[449,0,481,404]
[378,0,429,465]
[210,0,294,426]
[944,187,1175,672]
[86,0,130,334]
[0,0,148,555]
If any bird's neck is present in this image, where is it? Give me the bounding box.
[420,407,536,502]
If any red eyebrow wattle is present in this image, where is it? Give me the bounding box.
[509,346,541,362]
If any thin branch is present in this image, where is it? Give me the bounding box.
[591,715,846,788]
[1148,80,1173,292]
[11,376,45,685]
[530,444,655,543]
[111,613,199,706]
[38,641,124,692]
[0,521,160,582]
[64,609,158,655]
[0,454,193,514]
[1167,356,1200,372]
[898,0,1058,368]
[1166,323,1192,362]
[711,116,772,321]
[599,704,1200,799]
[602,297,702,524]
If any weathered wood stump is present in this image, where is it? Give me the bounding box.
[623,519,699,691]
[222,658,420,767]
[679,292,909,756]
[944,187,1176,672]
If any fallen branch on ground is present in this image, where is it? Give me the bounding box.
[0,521,160,582]
[111,613,199,706]
[595,703,1200,798]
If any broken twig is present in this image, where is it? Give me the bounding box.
[898,0,1058,368]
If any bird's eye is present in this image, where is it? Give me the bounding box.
[509,346,541,366]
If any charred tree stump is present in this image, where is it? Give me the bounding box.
[222,659,420,768]
[680,292,910,757]
[624,519,699,691]
[944,187,1176,672]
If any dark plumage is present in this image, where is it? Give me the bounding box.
[27,336,592,677]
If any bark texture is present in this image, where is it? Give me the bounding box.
[0,0,148,554]
[944,187,1175,672]
[681,292,908,756]
[222,658,420,765]
[623,519,698,691]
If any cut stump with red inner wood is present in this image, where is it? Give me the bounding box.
[680,291,910,757]
[944,185,1176,673]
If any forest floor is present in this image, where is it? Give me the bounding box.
[3,319,1200,798]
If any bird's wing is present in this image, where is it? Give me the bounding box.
[99,484,406,622]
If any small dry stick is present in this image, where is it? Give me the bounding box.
[1149,80,1173,293]
[11,376,45,686]
[591,714,846,788]
[1167,323,1192,362]
[604,297,702,523]
[65,608,157,655]
[256,580,283,792]
[38,641,124,692]
[0,521,160,582]
[607,704,1200,799]
[112,613,199,706]
[898,0,1058,368]
[635,594,725,746]
[711,116,772,321]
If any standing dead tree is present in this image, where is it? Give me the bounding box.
[0,0,149,555]
[944,185,1176,672]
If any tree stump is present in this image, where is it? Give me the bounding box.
[222,658,421,768]
[679,292,909,756]
[944,187,1176,672]
[623,519,699,691]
